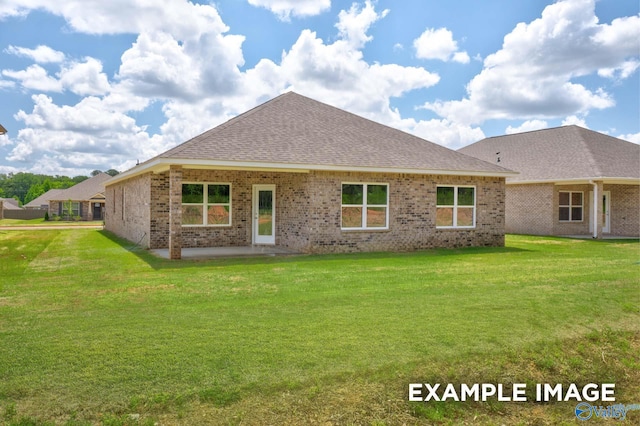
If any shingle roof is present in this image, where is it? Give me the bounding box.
[459,125,640,183]
[24,189,65,208]
[51,173,111,201]
[116,92,512,180]
[1,198,22,210]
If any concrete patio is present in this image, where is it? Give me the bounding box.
[151,245,299,260]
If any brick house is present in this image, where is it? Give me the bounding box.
[49,173,110,221]
[459,126,640,238]
[105,92,514,259]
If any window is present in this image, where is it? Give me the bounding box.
[559,191,583,222]
[436,186,475,228]
[182,183,231,226]
[341,183,388,230]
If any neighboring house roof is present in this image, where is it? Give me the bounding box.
[24,189,65,208]
[1,198,22,210]
[459,125,640,184]
[108,92,514,185]
[51,173,111,201]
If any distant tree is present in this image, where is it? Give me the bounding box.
[105,169,120,176]
[90,170,102,176]
[72,175,89,184]
[24,183,45,204]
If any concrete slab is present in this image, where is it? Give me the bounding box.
[151,245,299,260]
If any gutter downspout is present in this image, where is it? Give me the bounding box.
[589,180,597,239]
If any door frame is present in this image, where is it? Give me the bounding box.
[589,190,611,234]
[252,184,276,245]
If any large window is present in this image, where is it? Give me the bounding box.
[559,191,583,221]
[436,186,475,228]
[182,183,231,226]
[341,183,389,230]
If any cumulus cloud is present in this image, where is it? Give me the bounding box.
[336,1,388,49]
[561,115,588,127]
[247,0,331,21]
[413,27,469,63]
[2,64,62,92]
[59,58,111,96]
[422,0,639,125]
[618,132,640,144]
[506,120,549,134]
[5,44,65,63]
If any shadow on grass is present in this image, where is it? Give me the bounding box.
[98,229,531,271]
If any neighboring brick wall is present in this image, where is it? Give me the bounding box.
[505,184,554,235]
[139,169,505,253]
[104,173,151,247]
[607,184,639,237]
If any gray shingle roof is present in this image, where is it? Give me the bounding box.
[1,198,22,210]
[459,125,640,183]
[24,189,65,208]
[51,173,111,201]
[155,92,511,175]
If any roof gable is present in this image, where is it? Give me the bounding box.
[51,173,111,201]
[459,125,640,183]
[110,92,512,185]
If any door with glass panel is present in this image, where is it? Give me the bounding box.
[252,185,275,244]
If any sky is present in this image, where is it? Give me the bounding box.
[0,0,638,177]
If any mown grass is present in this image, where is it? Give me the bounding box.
[0,230,638,425]
[0,218,103,227]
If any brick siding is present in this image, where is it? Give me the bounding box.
[106,169,506,253]
[608,184,639,237]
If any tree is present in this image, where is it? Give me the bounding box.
[90,170,102,176]
[24,183,44,204]
[105,169,120,176]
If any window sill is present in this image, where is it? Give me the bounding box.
[436,226,476,230]
[341,228,390,233]
[182,224,232,228]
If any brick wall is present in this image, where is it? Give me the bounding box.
[134,169,505,253]
[505,184,554,235]
[607,184,639,237]
[104,173,151,247]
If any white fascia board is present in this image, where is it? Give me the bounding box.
[106,158,517,186]
[507,177,640,185]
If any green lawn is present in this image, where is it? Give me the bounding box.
[0,230,638,425]
[0,218,103,227]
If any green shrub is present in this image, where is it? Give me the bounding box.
[44,211,49,221]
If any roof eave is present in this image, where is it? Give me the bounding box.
[106,158,518,186]
[507,177,640,185]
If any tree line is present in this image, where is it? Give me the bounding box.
[0,169,119,206]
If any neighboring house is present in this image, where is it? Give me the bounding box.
[105,92,515,259]
[459,125,639,238]
[49,173,111,220]
[1,197,22,210]
[24,189,65,209]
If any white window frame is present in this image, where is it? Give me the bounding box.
[182,182,232,227]
[436,185,476,229]
[558,191,583,222]
[341,182,389,230]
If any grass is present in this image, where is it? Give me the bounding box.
[0,218,103,227]
[0,230,638,425]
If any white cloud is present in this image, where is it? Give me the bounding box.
[413,27,469,63]
[598,60,640,80]
[59,58,111,96]
[422,0,639,125]
[406,118,485,148]
[618,132,640,144]
[561,115,588,127]
[335,1,388,49]
[5,44,65,63]
[505,120,548,134]
[247,0,330,20]
[2,64,62,92]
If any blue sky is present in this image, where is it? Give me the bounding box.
[0,0,638,176]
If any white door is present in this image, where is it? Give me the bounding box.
[253,185,275,245]
[602,191,610,233]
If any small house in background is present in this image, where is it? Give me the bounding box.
[105,92,515,259]
[24,189,65,210]
[48,172,111,220]
[459,126,640,238]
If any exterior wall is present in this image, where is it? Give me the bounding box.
[104,173,151,247]
[553,184,592,236]
[505,184,554,235]
[48,200,104,221]
[0,201,3,220]
[143,169,505,253]
[607,184,639,237]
